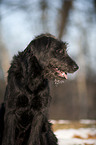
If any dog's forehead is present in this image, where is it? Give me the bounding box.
[34,33,67,51]
[51,40,67,51]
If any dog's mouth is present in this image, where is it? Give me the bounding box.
[54,68,67,79]
[46,64,67,80]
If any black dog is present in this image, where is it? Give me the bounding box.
[1,34,78,145]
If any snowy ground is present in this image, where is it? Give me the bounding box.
[55,128,96,145]
[51,120,96,145]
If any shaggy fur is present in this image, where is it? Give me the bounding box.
[0,103,5,145]
[1,34,78,145]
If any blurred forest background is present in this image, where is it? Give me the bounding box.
[0,0,96,120]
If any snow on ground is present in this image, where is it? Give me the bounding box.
[50,119,96,125]
[55,128,96,145]
[80,119,96,124]
[50,120,71,124]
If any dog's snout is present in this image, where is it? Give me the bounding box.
[66,55,79,73]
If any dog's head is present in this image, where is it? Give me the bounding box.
[28,33,79,80]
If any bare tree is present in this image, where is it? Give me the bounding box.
[58,0,73,39]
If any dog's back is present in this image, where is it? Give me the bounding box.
[0,103,5,145]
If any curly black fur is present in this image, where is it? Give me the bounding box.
[1,33,78,145]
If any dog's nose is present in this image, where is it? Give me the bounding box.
[73,64,79,71]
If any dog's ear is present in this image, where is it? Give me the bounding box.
[30,36,50,53]
[25,37,50,62]
[24,36,52,69]
[27,54,43,78]
[23,43,35,57]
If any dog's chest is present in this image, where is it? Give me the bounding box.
[30,81,50,111]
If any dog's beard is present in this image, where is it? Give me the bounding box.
[54,79,65,85]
